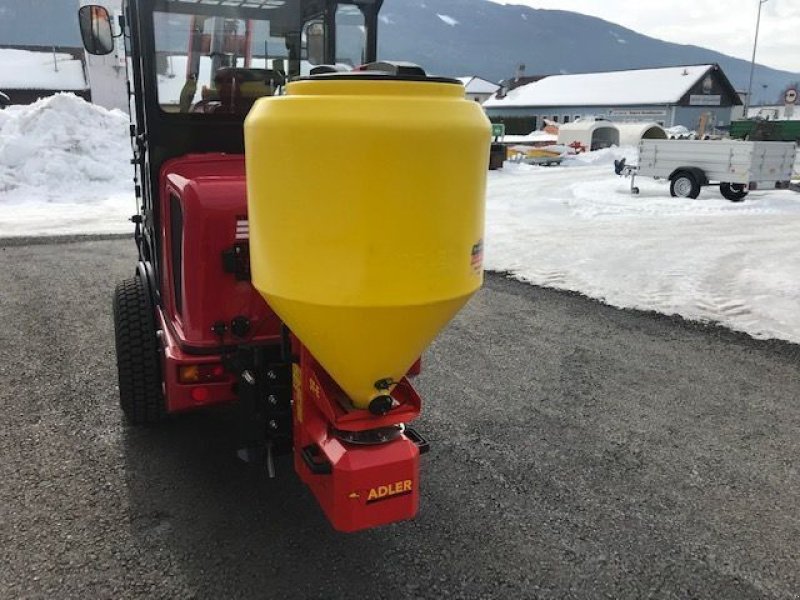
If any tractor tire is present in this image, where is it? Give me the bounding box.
[112,276,165,425]
[720,182,749,202]
[670,171,701,199]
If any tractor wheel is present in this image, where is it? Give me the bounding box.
[720,182,749,202]
[112,276,165,425]
[670,171,701,199]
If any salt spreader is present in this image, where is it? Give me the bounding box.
[80,0,490,532]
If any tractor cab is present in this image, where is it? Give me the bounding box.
[80,0,382,346]
[80,0,385,414]
[81,0,382,314]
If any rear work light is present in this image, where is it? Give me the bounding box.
[178,363,227,384]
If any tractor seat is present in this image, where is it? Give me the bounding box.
[207,67,284,115]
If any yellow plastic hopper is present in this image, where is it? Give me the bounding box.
[245,76,490,410]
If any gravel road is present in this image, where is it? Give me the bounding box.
[1,237,799,600]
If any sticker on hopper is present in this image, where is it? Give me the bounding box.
[470,239,484,273]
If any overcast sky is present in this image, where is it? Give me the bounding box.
[488,0,800,74]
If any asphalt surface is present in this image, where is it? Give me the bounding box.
[1,236,799,600]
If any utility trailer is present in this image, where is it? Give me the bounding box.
[615,139,797,202]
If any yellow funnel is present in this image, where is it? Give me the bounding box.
[245,76,490,409]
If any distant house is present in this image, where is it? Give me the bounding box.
[0,46,90,105]
[483,64,742,135]
[457,76,500,104]
[0,0,91,105]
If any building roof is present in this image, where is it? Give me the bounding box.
[0,48,88,91]
[484,64,724,109]
[457,76,500,95]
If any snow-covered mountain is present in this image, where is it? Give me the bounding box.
[378,0,798,105]
[0,0,796,105]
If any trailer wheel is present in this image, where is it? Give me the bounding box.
[720,182,749,202]
[670,171,701,199]
[113,276,165,425]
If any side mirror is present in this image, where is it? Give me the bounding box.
[306,21,325,66]
[78,5,115,56]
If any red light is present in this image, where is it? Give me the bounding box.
[191,387,210,403]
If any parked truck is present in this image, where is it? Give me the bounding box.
[615,139,796,201]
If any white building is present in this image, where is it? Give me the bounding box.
[484,64,742,135]
[457,76,500,105]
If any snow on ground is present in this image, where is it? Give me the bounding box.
[1,93,799,344]
[485,148,800,344]
[0,48,88,91]
[0,94,135,237]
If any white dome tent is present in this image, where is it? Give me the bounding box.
[615,122,667,146]
[557,119,620,152]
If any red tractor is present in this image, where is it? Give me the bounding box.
[80,0,489,532]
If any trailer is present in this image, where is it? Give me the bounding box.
[615,139,797,201]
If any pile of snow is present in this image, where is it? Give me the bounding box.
[0,94,134,236]
[561,145,636,167]
[0,48,88,91]
[665,125,697,139]
[486,154,800,344]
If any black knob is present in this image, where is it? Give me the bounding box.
[211,321,227,337]
[368,395,393,416]
[231,316,251,338]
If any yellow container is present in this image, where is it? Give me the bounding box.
[245,76,490,409]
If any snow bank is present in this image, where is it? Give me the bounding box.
[0,94,134,236]
[561,145,636,167]
[665,125,693,137]
[486,155,800,344]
